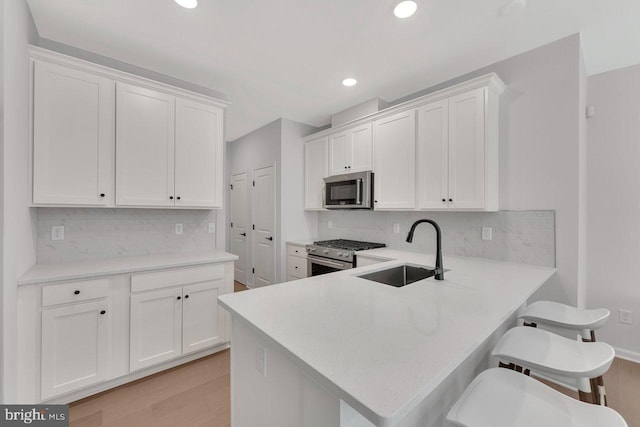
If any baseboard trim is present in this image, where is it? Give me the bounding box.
[614,347,640,364]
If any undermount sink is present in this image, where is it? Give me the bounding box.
[357,264,438,288]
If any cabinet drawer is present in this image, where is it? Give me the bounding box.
[288,256,308,278]
[287,245,307,257]
[42,278,109,307]
[131,264,225,293]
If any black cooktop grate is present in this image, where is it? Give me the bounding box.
[313,239,386,251]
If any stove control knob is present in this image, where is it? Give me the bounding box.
[323,249,330,255]
[336,252,343,257]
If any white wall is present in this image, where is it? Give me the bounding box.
[279,119,318,281]
[2,0,39,403]
[587,64,640,361]
[578,44,589,309]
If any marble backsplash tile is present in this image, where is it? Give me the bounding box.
[36,208,217,264]
[318,210,555,267]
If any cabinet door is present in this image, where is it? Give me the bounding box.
[448,88,486,209]
[328,131,350,176]
[175,98,223,208]
[41,300,110,400]
[304,137,328,210]
[373,110,417,209]
[33,61,114,206]
[349,123,373,172]
[182,280,226,355]
[116,83,175,207]
[417,100,449,209]
[130,287,182,371]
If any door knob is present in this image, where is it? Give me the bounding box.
[240,232,247,236]
[266,236,273,241]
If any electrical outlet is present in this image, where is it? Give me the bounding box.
[51,226,64,241]
[256,344,267,377]
[328,220,333,229]
[482,227,493,241]
[393,223,400,234]
[175,223,183,235]
[619,309,633,325]
[208,223,216,233]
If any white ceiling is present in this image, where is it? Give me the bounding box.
[26,0,640,141]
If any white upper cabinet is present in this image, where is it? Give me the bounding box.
[116,83,175,207]
[417,99,449,209]
[304,73,504,212]
[447,88,486,209]
[373,110,416,209]
[417,86,500,211]
[304,137,328,210]
[175,98,223,208]
[328,123,372,175]
[30,47,227,209]
[32,61,115,206]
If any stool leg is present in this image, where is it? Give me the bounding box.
[499,362,516,370]
[589,377,601,405]
[582,330,608,406]
[578,390,594,404]
[596,375,608,406]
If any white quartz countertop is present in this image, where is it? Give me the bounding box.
[19,250,238,285]
[218,249,555,426]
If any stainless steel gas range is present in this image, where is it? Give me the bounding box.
[306,239,386,277]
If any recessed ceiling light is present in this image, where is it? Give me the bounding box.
[342,78,358,87]
[498,0,526,16]
[394,1,417,18]
[175,0,198,9]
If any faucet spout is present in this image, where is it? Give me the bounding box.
[406,219,444,280]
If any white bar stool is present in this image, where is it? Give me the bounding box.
[446,368,627,427]
[519,301,611,405]
[492,326,615,404]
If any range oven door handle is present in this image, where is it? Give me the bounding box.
[308,255,349,270]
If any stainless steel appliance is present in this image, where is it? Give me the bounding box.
[306,239,386,276]
[323,171,374,209]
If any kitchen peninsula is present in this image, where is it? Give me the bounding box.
[218,250,555,427]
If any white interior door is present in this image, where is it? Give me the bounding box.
[252,165,276,287]
[230,172,249,285]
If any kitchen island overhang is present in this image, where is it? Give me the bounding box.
[219,249,556,427]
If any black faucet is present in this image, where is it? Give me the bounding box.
[406,219,445,280]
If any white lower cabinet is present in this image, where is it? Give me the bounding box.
[129,270,228,371]
[182,280,226,354]
[130,287,183,371]
[287,243,308,281]
[17,259,233,403]
[41,300,110,400]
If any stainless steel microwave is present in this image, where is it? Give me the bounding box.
[323,171,374,209]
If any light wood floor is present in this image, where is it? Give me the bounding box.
[70,281,639,427]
